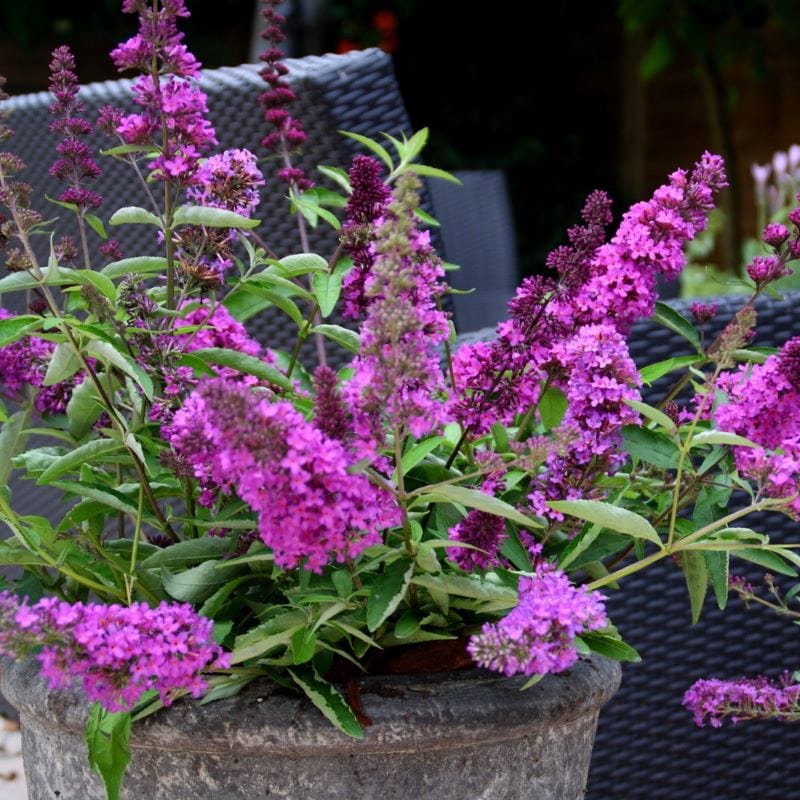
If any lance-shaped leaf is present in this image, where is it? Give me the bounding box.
[37,439,123,484]
[288,666,364,739]
[85,704,132,800]
[548,499,663,548]
[86,340,154,400]
[417,484,542,530]
[101,256,168,279]
[367,557,413,632]
[172,205,260,229]
[188,347,292,390]
[311,324,360,353]
[109,206,162,227]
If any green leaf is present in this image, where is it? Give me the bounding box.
[548,499,663,547]
[689,430,760,448]
[652,302,701,353]
[317,165,351,193]
[37,438,123,483]
[405,163,461,183]
[399,436,445,475]
[538,385,568,429]
[43,341,83,386]
[0,408,31,484]
[85,704,131,800]
[226,284,305,326]
[66,372,116,439]
[416,484,542,530]
[277,253,330,276]
[311,324,360,353]
[331,570,354,599]
[288,666,364,739]
[394,609,422,639]
[733,548,797,577]
[681,550,708,624]
[101,256,168,279]
[291,627,317,664]
[84,213,108,240]
[411,573,517,604]
[109,206,162,227]
[172,205,260,229]
[141,536,234,568]
[86,340,154,400]
[580,632,641,662]
[75,269,117,304]
[339,130,393,170]
[312,270,343,318]
[705,550,729,610]
[367,558,414,632]
[415,208,440,227]
[100,143,160,158]
[624,398,676,432]
[50,480,139,517]
[161,561,236,603]
[0,267,77,293]
[0,314,42,347]
[638,355,701,385]
[622,425,680,468]
[188,347,292,390]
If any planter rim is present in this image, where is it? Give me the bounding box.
[1,653,621,757]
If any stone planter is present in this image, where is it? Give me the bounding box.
[1,653,620,800]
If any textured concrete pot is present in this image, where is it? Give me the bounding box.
[2,653,620,800]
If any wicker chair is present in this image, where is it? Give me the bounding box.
[587,291,800,800]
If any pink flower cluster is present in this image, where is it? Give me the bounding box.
[713,338,800,515]
[0,592,228,712]
[168,378,401,571]
[112,0,216,183]
[684,675,800,727]
[468,551,608,677]
[563,152,727,332]
[186,148,265,218]
[527,324,641,524]
[0,309,83,415]
[343,173,449,455]
[448,477,509,571]
[47,46,102,212]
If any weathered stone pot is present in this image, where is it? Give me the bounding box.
[1,653,620,800]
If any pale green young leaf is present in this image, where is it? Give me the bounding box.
[414,208,441,227]
[311,324,360,353]
[276,252,329,276]
[312,270,343,318]
[101,257,168,279]
[689,430,760,448]
[339,130,393,170]
[548,499,663,547]
[109,206,162,227]
[172,205,260,229]
[405,163,461,184]
[317,164,351,192]
[412,573,517,604]
[84,213,108,240]
[638,355,701,385]
[624,398,677,432]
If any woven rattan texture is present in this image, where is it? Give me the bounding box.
[1,48,419,368]
[588,291,800,800]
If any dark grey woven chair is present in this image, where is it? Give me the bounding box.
[2,48,429,357]
[588,291,800,800]
[428,169,518,331]
[0,48,424,520]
